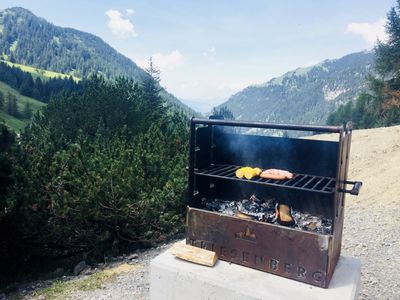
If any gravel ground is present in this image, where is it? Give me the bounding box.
[4,244,170,300]
[314,125,400,300]
[7,125,400,300]
[68,245,170,300]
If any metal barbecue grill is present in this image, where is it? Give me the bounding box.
[185,117,362,288]
[195,164,337,194]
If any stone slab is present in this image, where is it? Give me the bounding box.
[150,240,360,300]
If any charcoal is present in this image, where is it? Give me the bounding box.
[204,198,236,216]
[292,210,332,235]
[202,195,332,235]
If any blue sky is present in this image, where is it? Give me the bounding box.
[0,0,395,111]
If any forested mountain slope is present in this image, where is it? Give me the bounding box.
[0,7,195,115]
[218,51,374,124]
[0,7,146,79]
[327,2,400,129]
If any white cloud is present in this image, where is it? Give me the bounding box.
[152,50,185,71]
[202,47,217,57]
[105,9,136,38]
[346,18,388,47]
[126,8,135,15]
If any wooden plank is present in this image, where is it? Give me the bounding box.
[171,242,217,267]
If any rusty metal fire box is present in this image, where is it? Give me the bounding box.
[186,118,362,288]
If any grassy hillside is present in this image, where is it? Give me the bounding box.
[0,81,45,131]
[1,60,80,81]
[0,110,26,131]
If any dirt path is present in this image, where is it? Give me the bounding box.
[8,125,400,300]
[312,125,400,299]
[334,125,400,299]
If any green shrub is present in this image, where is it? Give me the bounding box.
[0,76,189,283]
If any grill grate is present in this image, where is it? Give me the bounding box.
[195,164,336,194]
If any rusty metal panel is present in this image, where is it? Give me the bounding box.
[186,207,333,288]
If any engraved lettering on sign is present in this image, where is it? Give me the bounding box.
[200,241,207,249]
[189,238,327,285]
[220,246,227,257]
[284,263,291,274]
[254,255,264,265]
[242,252,250,263]
[230,249,237,258]
[203,241,213,251]
[297,266,307,278]
[192,240,201,247]
[269,259,279,270]
[235,227,256,242]
[312,271,323,282]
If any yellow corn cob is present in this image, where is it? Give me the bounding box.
[254,168,262,175]
[244,168,257,179]
[235,168,245,178]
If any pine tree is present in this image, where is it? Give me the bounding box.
[212,106,235,119]
[23,101,33,119]
[6,93,20,118]
[19,75,34,97]
[375,0,400,85]
[0,123,15,210]
[142,57,165,119]
[327,1,400,128]
[0,91,4,110]
[1,76,189,271]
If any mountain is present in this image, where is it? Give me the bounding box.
[217,51,374,125]
[0,7,195,115]
[0,7,146,79]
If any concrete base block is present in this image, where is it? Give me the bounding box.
[150,240,360,300]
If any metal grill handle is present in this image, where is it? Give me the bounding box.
[339,180,362,195]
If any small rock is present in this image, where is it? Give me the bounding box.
[80,266,94,276]
[73,260,87,276]
[97,263,106,270]
[128,253,139,260]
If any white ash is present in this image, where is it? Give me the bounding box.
[202,195,332,235]
[291,210,332,235]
